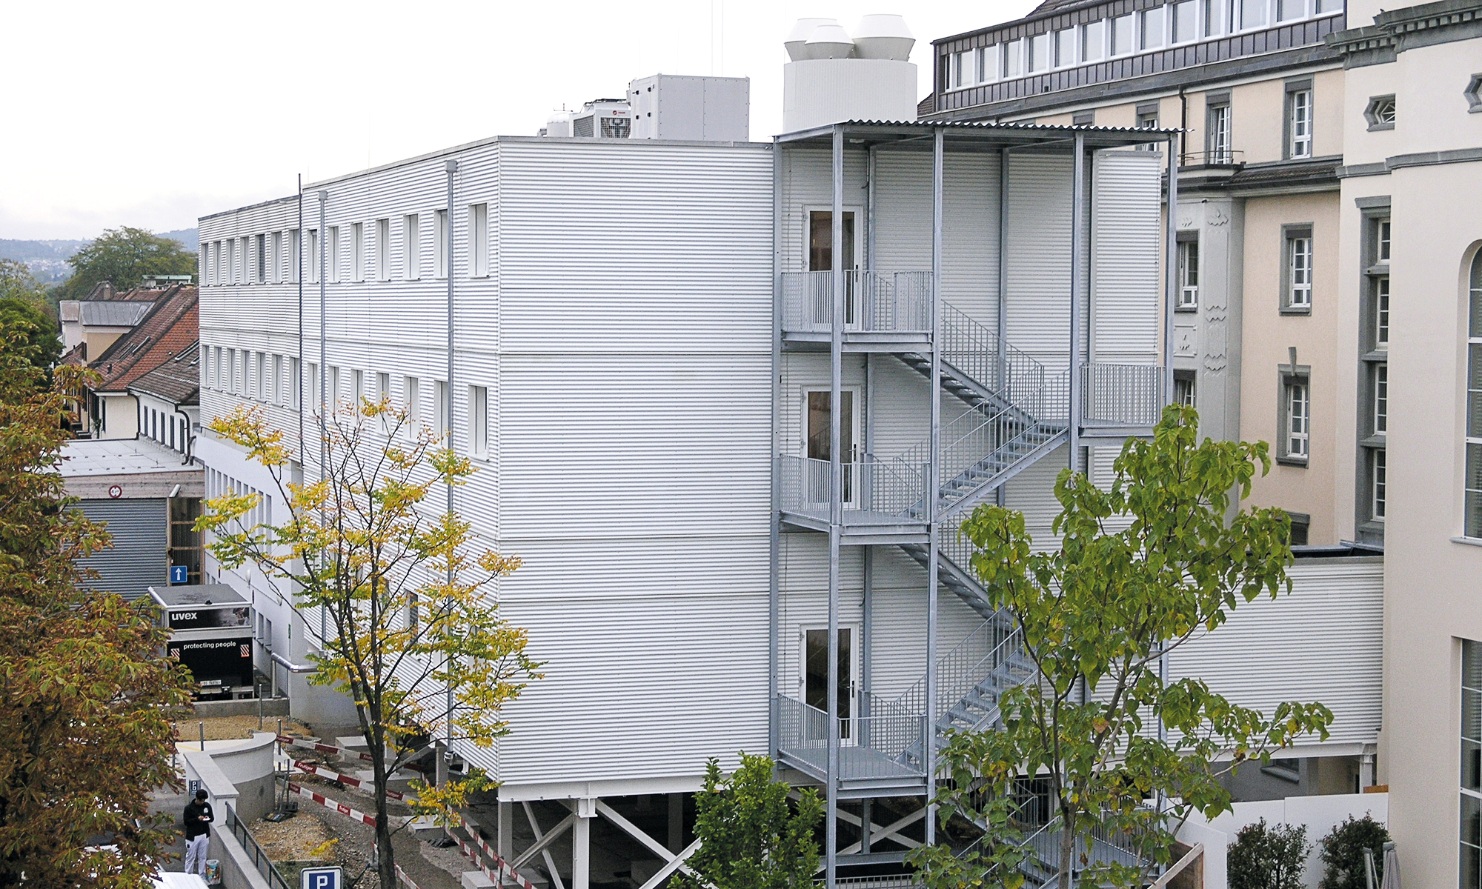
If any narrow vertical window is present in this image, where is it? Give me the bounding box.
[434,210,449,279]
[404,214,420,280]
[434,380,449,437]
[307,229,320,283]
[330,227,341,283]
[1172,0,1198,42]
[405,376,421,435]
[1280,372,1311,463]
[1465,251,1482,537]
[1206,101,1232,163]
[1028,33,1050,72]
[1375,277,1390,348]
[469,203,488,277]
[1081,20,1106,61]
[1371,451,1386,519]
[376,372,389,404]
[330,366,341,406]
[289,229,301,283]
[352,369,364,406]
[255,234,266,283]
[468,385,488,457]
[351,222,364,282]
[1177,238,1200,309]
[290,357,301,409]
[1287,87,1313,158]
[1174,371,1197,408]
[1373,365,1388,434]
[376,218,390,281]
[1461,640,1482,885]
[1139,6,1165,50]
[1283,227,1314,311]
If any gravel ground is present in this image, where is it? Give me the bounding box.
[155,716,473,889]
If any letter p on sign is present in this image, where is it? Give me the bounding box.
[301,867,342,889]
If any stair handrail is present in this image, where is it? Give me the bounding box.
[939,302,1048,413]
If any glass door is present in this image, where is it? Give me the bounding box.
[803,626,858,744]
[804,389,859,507]
[808,210,859,328]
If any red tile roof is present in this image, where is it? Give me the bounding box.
[90,285,198,394]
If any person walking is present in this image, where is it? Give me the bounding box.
[182,789,214,876]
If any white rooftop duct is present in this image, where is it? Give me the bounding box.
[785,18,837,61]
[852,14,914,61]
[802,22,855,60]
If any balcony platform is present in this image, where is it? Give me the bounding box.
[782,330,933,353]
[780,510,929,545]
[777,744,928,799]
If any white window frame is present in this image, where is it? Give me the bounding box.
[1081,20,1107,62]
[1371,449,1387,520]
[351,222,364,282]
[434,380,449,438]
[434,209,449,279]
[1465,252,1482,538]
[1207,102,1233,163]
[1053,28,1076,67]
[469,203,488,278]
[405,376,421,436]
[329,226,341,283]
[1286,231,1313,311]
[1177,238,1200,310]
[1288,88,1313,158]
[1172,0,1200,43]
[376,218,390,281]
[1280,372,1310,463]
[468,385,488,458]
[404,214,420,280]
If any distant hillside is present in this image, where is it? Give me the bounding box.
[159,228,198,252]
[0,239,88,284]
[1,229,196,285]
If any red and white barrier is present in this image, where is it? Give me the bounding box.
[442,820,538,889]
[285,781,382,828]
[393,865,419,889]
[275,734,428,772]
[291,759,408,800]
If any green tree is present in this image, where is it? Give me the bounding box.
[677,753,823,889]
[0,329,194,887]
[1319,814,1390,889]
[0,259,62,378]
[61,226,195,299]
[1229,819,1310,889]
[201,398,543,889]
[909,406,1333,889]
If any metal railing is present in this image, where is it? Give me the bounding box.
[939,303,1046,410]
[1081,363,1164,427]
[821,877,922,889]
[892,621,1028,769]
[781,270,933,336]
[225,802,292,889]
[775,694,928,782]
[778,455,927,525]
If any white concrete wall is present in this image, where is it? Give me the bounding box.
[1181,792,1389,889]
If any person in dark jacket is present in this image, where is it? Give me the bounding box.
[182,789,214,875]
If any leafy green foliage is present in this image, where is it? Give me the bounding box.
[912,406,1333,889]
[60,227,195,299]
[677,754,823,889]
[1229,818,1309,889]
[1319,814,1389,889]
[0,328,194,886]
[202,398,542,889]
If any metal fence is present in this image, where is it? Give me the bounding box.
[781,270,933,336]
[1081,363,1164,426]
[225,802,292,889]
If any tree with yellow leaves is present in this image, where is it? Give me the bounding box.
[201,398,541,889]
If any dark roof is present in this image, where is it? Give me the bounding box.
[128,339,200,405]
[78,300,155,327]
[90,286,198,394]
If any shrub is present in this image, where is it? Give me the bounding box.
[1229,818,1310,889]
[1319,814,1390,889]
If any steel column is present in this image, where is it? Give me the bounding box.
[825,124,845,888]
[924,126,945,847]
[768,138,783,773]
[997,148,1011,508]
[1068,134,1087,474]
[1163,134,1181,404]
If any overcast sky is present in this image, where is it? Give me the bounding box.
[0,1,1038,241]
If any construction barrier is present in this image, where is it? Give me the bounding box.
[274,734,428,772]
[442,820,539,889]
[292,759,407,800]
[285,781,382,828]
[393,864,419,889]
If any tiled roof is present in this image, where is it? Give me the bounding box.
[59,341,87,367]
[90,286,198,394]
[128,339,200,405]
[78,300,155,327]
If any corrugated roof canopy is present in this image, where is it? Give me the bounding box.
[777,119,1177,151]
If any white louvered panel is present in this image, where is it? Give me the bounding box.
[873,151,933,279]
[483,592,770,786]
[866,546,986,699]
[1004,154,1074,372]
[778,532,866,593]
[493,535,768,602]
[1171,557,1384,747]
[1089,151,1162,363]
[498,140,772,354]
[779,579,865,701]
[497,354,770,540]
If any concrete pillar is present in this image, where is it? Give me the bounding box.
[497,800,513,862]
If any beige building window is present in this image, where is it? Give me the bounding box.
[468,385,488,458]
[1177,236,1199,310]
[1206,99,1232,163]
[1279,370,1310,465]
[1365,95,1396,131]
[1286,85,1313,158]
[1283,226,1314,312]
[1461,640,1482,880]
[1466,251,1482,538]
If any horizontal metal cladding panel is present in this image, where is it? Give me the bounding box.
[1001,444,1070,551]
[1088,445,1135,533]
[867,548,986,700]
[779,148,870,274]
[74,498,168,600]
[1004,153,1075,373]
[873,150,1002,329]
[496,141,772,353]
[1089,151,1162,363]
[484,592,771,787]
[489,535,768,603]
[778,532,865,593]
[200,284,309,343]
[1161,559,1384,747]
[779,581,866,701]
[496,355,770,540]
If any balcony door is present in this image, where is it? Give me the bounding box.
[804,388,859,507]
[802,626,858,744]
[808,210,860,328]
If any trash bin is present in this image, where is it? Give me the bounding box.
[204,859,221,885]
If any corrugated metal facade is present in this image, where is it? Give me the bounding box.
[74,498,168,600]
[1089,151,1163,363]
[200,137,775,792]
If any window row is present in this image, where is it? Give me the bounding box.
[205,202,493,287]
[945,0,1340,89]
[141,404,189,454]
[200,346,492,460]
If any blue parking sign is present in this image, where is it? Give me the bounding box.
[301,866,342,889]
[170,564,188,585]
